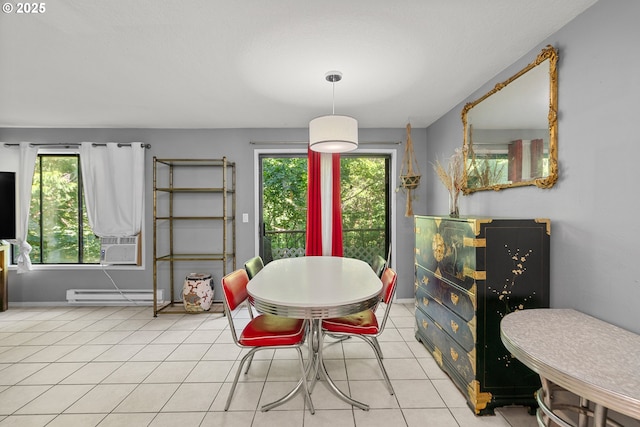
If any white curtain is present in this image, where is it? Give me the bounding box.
[320,153,333,255]
[9,142,38,273]
[80,142,145,237]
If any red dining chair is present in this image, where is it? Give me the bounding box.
[244,255,264,280]
[321,267,398,395]
[325,255,387,343]
[371,255,387,279]
[221,269,314,412]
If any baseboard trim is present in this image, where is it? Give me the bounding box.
[9,302,74,307]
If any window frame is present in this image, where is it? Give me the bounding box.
[253,148,397,268]
[12,148,144,271]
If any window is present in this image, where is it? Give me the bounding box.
[465,152,509,188]
[340,155,390,262]
[19,154,101,264]
[258,152,391,264]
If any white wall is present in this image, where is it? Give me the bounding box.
[425,0,640,333]
[0,127,426,304]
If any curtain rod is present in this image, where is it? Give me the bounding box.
[249,141,401,145]
[3,142,151,149]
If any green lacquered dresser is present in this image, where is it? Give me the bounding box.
[414,215,550,415]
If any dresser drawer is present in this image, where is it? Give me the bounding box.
[415,307,475,385]
[414,217,439,272]
[416,264,475,322]
[415,216,480,291]
[416,286,475,353]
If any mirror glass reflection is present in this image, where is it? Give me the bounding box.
[462,45,558,193]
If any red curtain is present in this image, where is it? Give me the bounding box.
[331,154,343,257]
[305,148,343,256]
[530,139,543,178]
[508,140,523,182]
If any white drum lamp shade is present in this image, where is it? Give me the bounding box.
[309,115,358,153]
[309,70,359,153]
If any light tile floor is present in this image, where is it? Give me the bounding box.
[0,303,538,427]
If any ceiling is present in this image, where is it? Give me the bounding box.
[0,0,597,129]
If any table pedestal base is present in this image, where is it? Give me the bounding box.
[536,378,621,427]
[260,319,369,413]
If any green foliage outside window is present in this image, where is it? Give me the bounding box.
[261,157,308,250]
[340,157,386,248]
[26,155,100,264]
[261,155,388,262]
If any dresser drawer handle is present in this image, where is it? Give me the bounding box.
[464,267,486,280]
[450,348,459,361]
[450,293,459,305]
[463,237,486,248]
[422,319,428,329]
[450,320,459,333]
[432,233,445,262]
[422,297,429,306]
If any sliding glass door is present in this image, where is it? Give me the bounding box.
[258,152,391,265]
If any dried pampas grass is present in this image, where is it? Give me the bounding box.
[432,148,465,194]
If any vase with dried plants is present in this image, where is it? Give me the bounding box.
[433,148,465,217]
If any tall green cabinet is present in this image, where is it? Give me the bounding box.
[414,216,550,414]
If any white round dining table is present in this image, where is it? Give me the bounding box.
[247,256,383,411]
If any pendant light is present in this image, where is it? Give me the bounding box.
[309,71,358,153]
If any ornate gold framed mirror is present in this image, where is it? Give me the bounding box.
[461,45,558,193]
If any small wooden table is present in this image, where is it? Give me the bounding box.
[500,309,640,427]
[247,256,382,411]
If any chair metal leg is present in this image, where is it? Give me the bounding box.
[261,346,315,414]
[316,323,369,410]
[372,336,383,359]
[244,353,255,374]
[327,333,351,342]
[352,335,394,395]
[317,351,369,410]
[225,347,259,411]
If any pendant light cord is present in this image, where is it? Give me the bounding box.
[326,71,341,115]
[332,79,336,115]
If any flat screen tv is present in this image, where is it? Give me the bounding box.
[0,172,16,240]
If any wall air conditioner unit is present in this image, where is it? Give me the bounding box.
[100,235,139,265]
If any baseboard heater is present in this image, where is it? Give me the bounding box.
[66,289,163,306]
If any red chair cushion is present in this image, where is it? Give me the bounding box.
[239,314,306,347]
[322,309,379,335]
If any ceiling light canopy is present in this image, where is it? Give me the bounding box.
[309,71,358,153]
